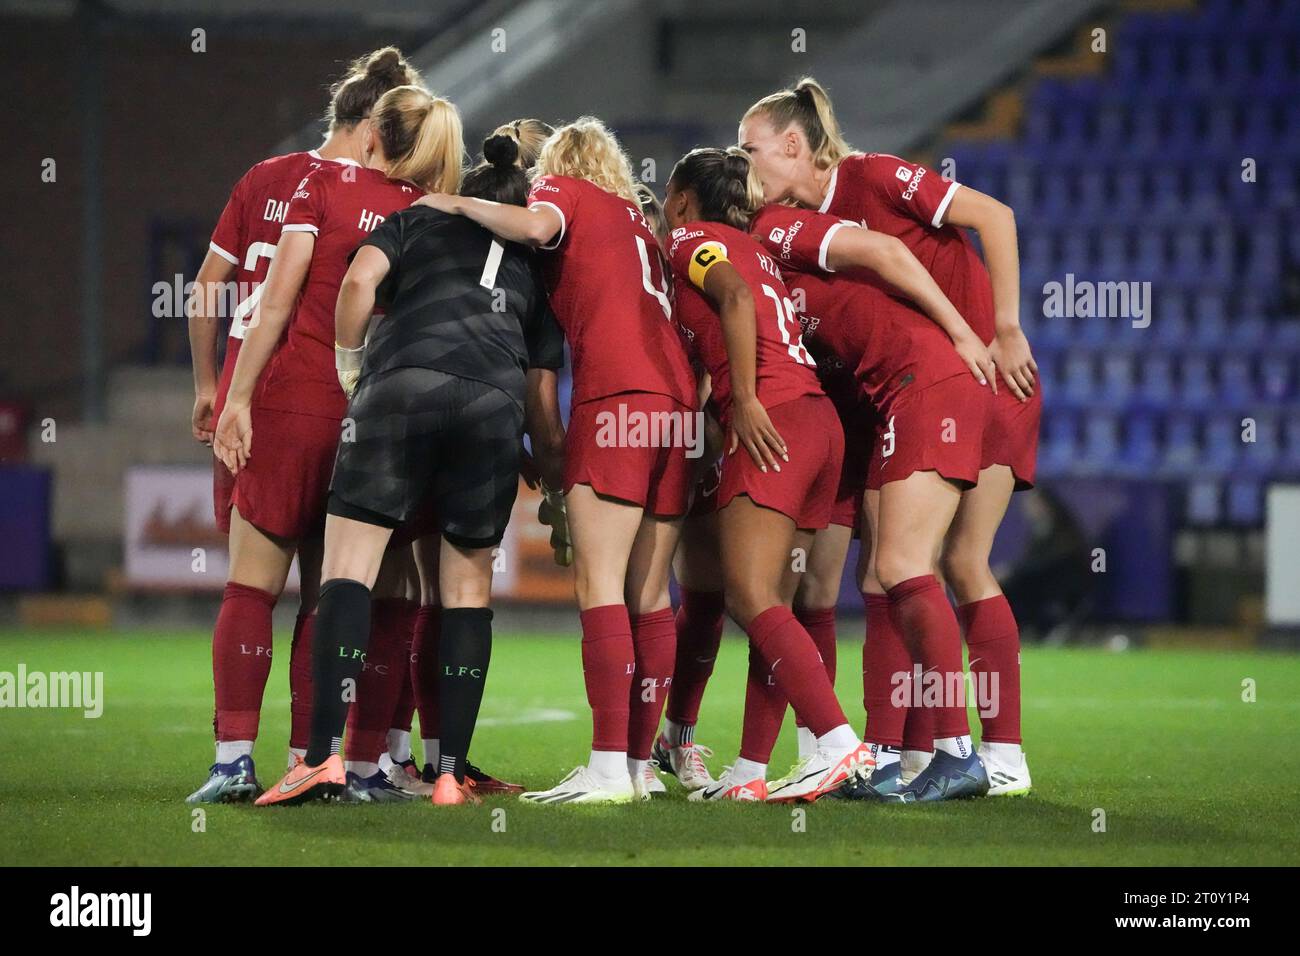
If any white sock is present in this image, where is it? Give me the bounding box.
[663,719,684,747]
[870,743,901,769]
[346,761,381,779]
[388,729,412,763]
[796,726,817,759]
[588,750,628,780]
[216,740,253,765]
[732,757,767,781]
[980,740,1023,762]
[377,753,394,773]
[628,757,649,779]
[816,724,859,752]
[287,746,306,768]
[935,735,973,759]
[422,738,440,770]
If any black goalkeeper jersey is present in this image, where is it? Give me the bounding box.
[357,206,565,406]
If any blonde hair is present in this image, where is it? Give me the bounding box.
[371,86,464,194]
[634,183,668,242]
[536,116,640,205]
[743,76,854,170]
[491,118,555,169]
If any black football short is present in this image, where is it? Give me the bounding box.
[328,366,523,548]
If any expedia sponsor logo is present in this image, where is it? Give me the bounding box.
[669,228,705,257]
[901,165,925,202]
[895,165,913,183]
[768,226,786,243]
[778,219,804,260]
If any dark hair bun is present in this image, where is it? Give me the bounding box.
[365,47,407,83]
[483,133,520,169]
[722,150,750,181]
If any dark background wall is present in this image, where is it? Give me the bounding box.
[0,14,419,420]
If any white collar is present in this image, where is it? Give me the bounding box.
[817,163,839,213]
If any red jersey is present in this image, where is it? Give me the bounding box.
[667,220,821,423]
[257,165,418,420]
[752,204,966,409]
[815,153,995,344]
[209,149,354,341]
[526,175,695,408]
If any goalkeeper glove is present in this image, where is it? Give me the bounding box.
[537,481,572,567]
[335,342,366,399]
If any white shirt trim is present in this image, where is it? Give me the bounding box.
[282,223,318,235]
[932,181,960,228]
[209,241,238,265]
[531,201,566,250]
[818,164,839,213]
[308,149,322,160]
[818,221,849,273]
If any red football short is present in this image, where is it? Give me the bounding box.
[231,406,340,540]
[563,392,696,518]
[716,394,844,530]
[982,382,1041,489]
[867,374,989,491]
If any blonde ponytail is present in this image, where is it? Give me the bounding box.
[372,86,464,193]
[535,116,640,205]
[743,76,854,170]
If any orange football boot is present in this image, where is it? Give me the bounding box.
[431,773,482,806]
[254,753,346,806]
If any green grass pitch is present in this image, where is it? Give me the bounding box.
[1,627,1298,866]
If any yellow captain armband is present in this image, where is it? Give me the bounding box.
[687,241,730,289]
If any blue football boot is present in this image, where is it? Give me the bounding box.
[887,749,989,803]
[826,761,912,802]
[185,754,263,804]
[343,770,418,804]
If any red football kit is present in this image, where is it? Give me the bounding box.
[206,149,354,531]
[668,220,841,529]
[232,164,419,539]
[528,175,697,516]
[753,203,994,490]
[810,154,1038,487]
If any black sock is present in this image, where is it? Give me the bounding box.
[306,578,372,766]
[436,607,493,783]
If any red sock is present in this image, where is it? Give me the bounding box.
[665,588,725,727]
[580,604,634,752]
[739,641,786,763]
[746,605,847,737]
[793,605,837,728]
[411,604,440,741]
[887,575,968,739]
[627,608,676,760]
[345,598,409,765]
[289,609,315,751]
[959,594,1022,744]
[213,582,277,742]
[902,697,935,754]
[389,601,418,739]
[862,592,909,747]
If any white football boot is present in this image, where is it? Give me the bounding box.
[632,763,667,800]
[978,743,1032,796]
[652,734,716,790]
[520,766,634,805]
[386,762,434,797]
[688,765,767,802]
[766,742,874,803]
